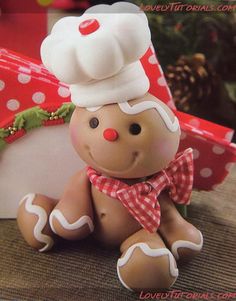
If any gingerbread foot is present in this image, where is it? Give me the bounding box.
[159,194,203,262]
[17,193,58,252]
[117,229,178,291]
[170,229,203,261]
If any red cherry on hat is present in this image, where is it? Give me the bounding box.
[103,128,119,142]
[79,19,100,35]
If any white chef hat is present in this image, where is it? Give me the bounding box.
[40,2,151,108]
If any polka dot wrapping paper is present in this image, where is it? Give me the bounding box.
[0,48,71,127]
[0,47,236,191]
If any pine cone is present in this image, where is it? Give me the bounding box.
[165,53,219,112]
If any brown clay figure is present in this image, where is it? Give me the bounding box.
[17,2,203,291]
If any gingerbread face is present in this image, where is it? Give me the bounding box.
[69,93,180,179]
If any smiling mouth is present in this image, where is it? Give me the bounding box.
[88,150,139,174]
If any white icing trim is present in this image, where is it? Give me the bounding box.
[86,106,102,112]
[171,230,204,260]
[118,101,179,132]
[118,243,178,277]
[49,209,94,235]
[117,263,133,292]
[84,100,179,133]
[19,193,54,252]
[117,243,179,290]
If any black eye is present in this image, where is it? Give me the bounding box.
[129,123,141,135]
[89,117,99,129]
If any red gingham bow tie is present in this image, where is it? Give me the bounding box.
[87,148,194,233]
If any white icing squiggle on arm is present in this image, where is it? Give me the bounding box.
[49,209,94,234]
[118,101,179,132]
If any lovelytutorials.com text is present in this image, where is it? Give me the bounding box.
[139,2,236,12]
[139,290,236,300]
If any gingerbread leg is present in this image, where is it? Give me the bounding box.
[17,193,58,252]
[117,229,178,291]
[159,193,203,262]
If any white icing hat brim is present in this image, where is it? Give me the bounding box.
[70,61,150,108]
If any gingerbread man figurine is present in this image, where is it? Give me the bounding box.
[17,2,203,291]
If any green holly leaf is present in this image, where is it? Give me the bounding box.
[56,103,75,121]
[0,103,75,154]
[56,104,70,118]
[22,107,50,131]
[14,115,25,129]
[0,128,9,139]
[64,104,75,123]
[55,103,75,123]
[35,108,50,120]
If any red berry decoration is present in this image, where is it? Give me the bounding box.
[43,119,64,126]
[4,129,26,144]
[79,19,100,35]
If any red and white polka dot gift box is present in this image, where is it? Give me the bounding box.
[0,47,235,217]
[0,48,72,122]
[141,47,236,191]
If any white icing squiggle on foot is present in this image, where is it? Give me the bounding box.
[117,243,179,291]
[19,193,54,252]
[117,264,133,291]
[49,209,94,235]
[171,230,204,260]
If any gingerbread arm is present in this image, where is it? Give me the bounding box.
[49,168,94,240]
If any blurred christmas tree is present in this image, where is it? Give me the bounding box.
[134,0,236,132]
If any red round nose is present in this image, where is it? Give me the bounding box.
[103,128,119,142]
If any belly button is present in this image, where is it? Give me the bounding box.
[100,213,106,219]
